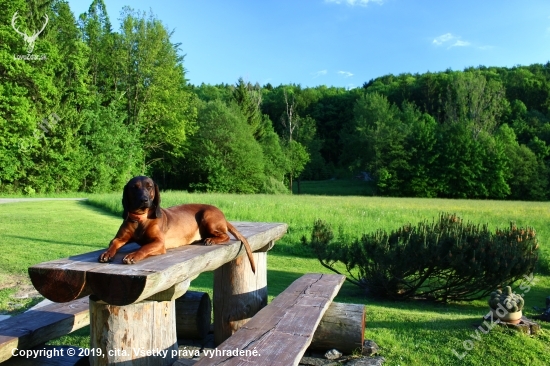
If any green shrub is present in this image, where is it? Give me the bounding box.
[302,213,539,302]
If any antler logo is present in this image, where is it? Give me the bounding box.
[11,11,49,54]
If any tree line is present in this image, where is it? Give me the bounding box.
[2,0,550,200]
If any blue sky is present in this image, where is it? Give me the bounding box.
[66,0,550,88]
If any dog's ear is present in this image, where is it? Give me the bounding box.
[122,183,130,219]
[151,182,162,218]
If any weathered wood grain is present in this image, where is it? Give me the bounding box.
[29,222,287,305]
[0,298,89,363]
[89,296,177,366]
[193,273,345,366]
[309,302,365,354]
[145,278,192,302]
[214,251,267,345]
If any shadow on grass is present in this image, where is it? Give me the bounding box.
[77,199,120,217]
[183,268,500,335]
[0,288,44,316]
[187,268,364,300]
[188,268,480,314]
[367,315,489,331]
[3,234,104,250]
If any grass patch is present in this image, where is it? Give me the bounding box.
[0,196,549,365]
[292,179,374,196]
[0,201,118,275]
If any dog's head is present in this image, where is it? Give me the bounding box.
[122,176,162,220]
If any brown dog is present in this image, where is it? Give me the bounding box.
[99,176,256,273]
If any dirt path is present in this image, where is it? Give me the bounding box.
[0,198,87,204]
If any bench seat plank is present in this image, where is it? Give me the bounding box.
[28,222,287,306]
[193,273,345,366]
[0,298,89,363]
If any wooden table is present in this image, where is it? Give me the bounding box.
[28,222,287,366]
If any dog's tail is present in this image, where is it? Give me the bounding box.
[226,222,256,274]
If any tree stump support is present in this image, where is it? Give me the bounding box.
[89,280,189,366]
[213,241,272,345]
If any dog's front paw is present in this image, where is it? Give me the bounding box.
[203,238,214,246]
[99,251,114,263]
[122,252,141,264]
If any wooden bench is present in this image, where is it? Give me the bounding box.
[183,273,348,366]
[13,222,286,365]
[0,298,89,364]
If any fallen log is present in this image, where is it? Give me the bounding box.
[176,291,212,339]
[309,302,365,355]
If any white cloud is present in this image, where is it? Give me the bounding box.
[451,40,470,48]
[433,33,471,49]
[338,70,354,78]
[312,70,328,78]
[432,33,454,46]
[326,0,384,6]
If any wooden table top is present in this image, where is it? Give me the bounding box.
[28,222,287,306]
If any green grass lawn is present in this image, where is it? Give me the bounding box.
[1,193,549,365]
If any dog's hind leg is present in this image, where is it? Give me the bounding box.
[198,207,256,273]
[202,227,231,245]
[199,209,231,245]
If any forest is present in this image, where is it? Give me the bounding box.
[3,0,550,200]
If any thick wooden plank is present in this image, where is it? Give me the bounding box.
[87,222,286,305]
[29,222,287,305]
[0,298,89,363]
[192,273,345,366]
[28,244,140,303]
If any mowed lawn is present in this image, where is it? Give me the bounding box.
[0,191,549,366]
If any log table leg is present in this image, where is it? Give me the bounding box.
[89,281,190,366]
[213,243,270,346]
